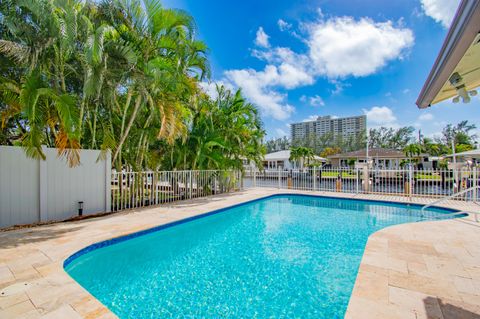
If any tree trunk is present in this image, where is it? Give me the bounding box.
[116,91,133,167]
[112,95,142,164]
[91,104,99,149]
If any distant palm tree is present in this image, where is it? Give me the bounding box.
[403,143,422,165]
[421,138,442,156]
[289,146,314,169]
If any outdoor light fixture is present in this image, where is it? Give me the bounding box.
[78,201,84,216]
[449,72,477,103]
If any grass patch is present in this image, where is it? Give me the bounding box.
[415,173,442,180]
[320,171,357,178]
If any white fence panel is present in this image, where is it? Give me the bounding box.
[0,146,40,227]
[0,146,111,228]
[43,148,111,222]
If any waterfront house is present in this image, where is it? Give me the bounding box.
[445,148,480,168]
[263,150,326,170]
[327,148,408,169]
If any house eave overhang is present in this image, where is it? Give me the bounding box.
[416,0,480,108]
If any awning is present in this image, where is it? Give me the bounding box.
[416,0,480,108]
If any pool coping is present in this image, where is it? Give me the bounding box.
[1,189,479,319]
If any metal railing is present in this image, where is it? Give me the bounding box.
[421,185,480,222]
[110,167,480,213]
[417,210,470,222]
[244,167,480,201]
[111,170,242,212]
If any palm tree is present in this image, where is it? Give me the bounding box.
[105,0,209,167]
[289,146,314,169]
[421,137,442,156]
[0,0,84,165]
[403,143,422,165]
[0,0,264,172]
[162,85,265,171]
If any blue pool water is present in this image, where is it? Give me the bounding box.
[65,195,458,318]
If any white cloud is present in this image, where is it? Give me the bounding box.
[309,95,325,107]
[251,48,314,89]
[303,115,319,122]
[402,88,410,94]
[275,128,288,137]
[225,68,294,120]
[278,19,292,31]
[418,112,434,121]
[225,63,310,91]
[434,120,447,127]
[300,94,325,106]
[412,7,424,19]
[255,27,270,48]
[429,131,443,139]
[385,91,397,102]
[420,0,460,28]
[330,80,350,95]
[302,114,339,122]
[224,45,319,120]
[220,12,414,122]
[307,17,414,78]
[276,63,314,89]
[363,106,398,127]
[199,81,234,99]
[317,8,325,19]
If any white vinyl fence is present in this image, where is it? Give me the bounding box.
[244,167,480,201]
[0,146,111,228]
[111,170,242,211]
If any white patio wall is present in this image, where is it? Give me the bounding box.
[0,146,111,228]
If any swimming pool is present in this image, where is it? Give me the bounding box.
[64,194,460,318]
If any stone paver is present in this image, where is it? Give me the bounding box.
[345,202,480,319]
[0,188,479,318]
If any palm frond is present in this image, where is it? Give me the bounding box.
[19,71,42,123]
[0,40,31,64]
[53,93,79,138]
[55,130,81,167]
[0,91,22,128]
[97,122,117,162]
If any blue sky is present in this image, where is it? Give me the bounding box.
[164,0,480,140]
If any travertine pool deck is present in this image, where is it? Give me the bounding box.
[0,189,479,319]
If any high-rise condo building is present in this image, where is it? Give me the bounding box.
[290,115,367,142]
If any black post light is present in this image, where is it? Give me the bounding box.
[78,201,84,216]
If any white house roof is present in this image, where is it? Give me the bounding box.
[328,148,406,159]
[264,150,290,161]
[445,149,480,158]
[264,150,326,162]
